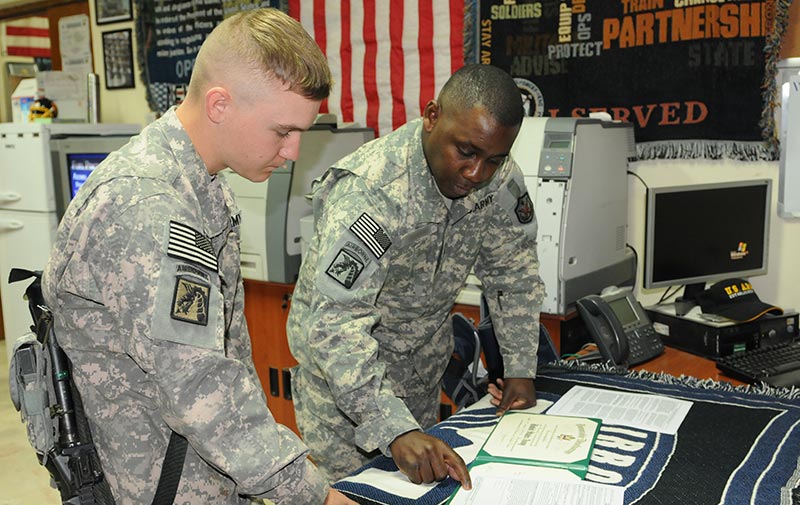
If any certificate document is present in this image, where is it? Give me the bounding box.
[472,412,601,479]
[446,413,610,505]
[475,412,600,470]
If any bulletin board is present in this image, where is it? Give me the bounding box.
[478,0,790,161]
[133,0,282,114]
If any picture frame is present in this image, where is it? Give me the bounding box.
[95,0,133,25]
[102,29,135,90]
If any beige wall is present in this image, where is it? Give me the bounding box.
[86,2,149,126]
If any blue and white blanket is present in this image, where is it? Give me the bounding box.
[333,369,800,505]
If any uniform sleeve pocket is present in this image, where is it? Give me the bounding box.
[150,256,224,351]
[60,256,104,306]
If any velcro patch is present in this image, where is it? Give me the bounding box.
[167,221,218,272]
[171,277,210,325]
[349,213,391,259]
[326,248,365,289]
[515,192,534,224]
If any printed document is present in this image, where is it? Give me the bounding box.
[447,462,623,505]
[546,385,691,434]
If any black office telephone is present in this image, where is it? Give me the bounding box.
[575,289,664,367]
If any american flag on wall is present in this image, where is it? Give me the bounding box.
[288,1,465,137]
[2,16,51,58]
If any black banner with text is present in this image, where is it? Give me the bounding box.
[134,0,280,114]
[479,0,773,159]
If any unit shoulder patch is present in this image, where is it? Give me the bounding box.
[171,276,210,325]
[515,192,534,224]
[326,248,366,289]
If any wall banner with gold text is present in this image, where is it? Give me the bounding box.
[479,0,780,160]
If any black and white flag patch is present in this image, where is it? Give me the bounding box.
[167,221,218,272]
[349,213,391,259]
[171,276,210,325]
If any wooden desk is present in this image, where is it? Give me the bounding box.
[632,345,745,386]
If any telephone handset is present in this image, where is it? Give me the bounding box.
[575,289,664,367]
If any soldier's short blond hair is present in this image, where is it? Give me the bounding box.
[189,8,332,100]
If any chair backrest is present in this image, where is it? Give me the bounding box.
[536,323,559,364]
[477,295,504,384]
[442,313,483,409]
[444,294,558,411]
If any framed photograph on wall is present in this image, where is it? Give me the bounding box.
[95,0,133,25]
[102,29,134,89]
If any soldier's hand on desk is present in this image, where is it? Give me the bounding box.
[389,431,472,490]
[324,489,358,504]
[487,377,537,415]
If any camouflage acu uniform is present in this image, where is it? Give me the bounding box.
[286,118,545,482]
[42,108,327,504]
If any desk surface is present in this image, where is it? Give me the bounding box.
[532,309,746,386]
[632,345,745,386]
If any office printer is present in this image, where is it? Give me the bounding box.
[222,115,374,283]
[510,117,637,314]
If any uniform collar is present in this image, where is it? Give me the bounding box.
[160,107,237,238]
[406,119,498,225]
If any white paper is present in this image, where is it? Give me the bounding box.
[58,14,93,76]
[481,413,597,465]
[335,396,554,501]
[545,386,691,434]
[36,71,87,121]
[448,463,623,505]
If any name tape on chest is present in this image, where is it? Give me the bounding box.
[474,194,494,212]
[167,221,218,272]
[349,213,391,259]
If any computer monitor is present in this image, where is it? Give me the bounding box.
[643,179,772,298]
[51,136,133,221]
[66,152,107,199]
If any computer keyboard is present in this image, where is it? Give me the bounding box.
[716,340,800,388]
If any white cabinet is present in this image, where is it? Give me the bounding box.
[0,122,139,364]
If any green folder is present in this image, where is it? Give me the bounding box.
[446,411,603,504]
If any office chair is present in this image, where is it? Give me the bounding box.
[442,311,483,410]
[443,294,554,411]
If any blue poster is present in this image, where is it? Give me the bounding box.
[135,0,282,114]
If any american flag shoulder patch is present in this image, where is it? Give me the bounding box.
[167,221,218,272]
[349,213,391,259]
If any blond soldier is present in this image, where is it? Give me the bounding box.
[287,64,546,485]
[43,9,353,505]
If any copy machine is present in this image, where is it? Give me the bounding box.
[510,117,637,314]
[222,115,374,283]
